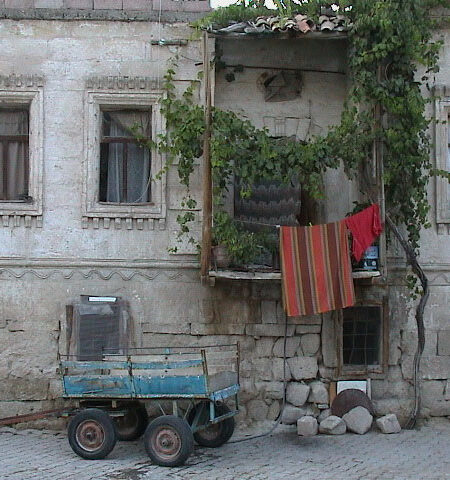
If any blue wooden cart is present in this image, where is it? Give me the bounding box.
[60,344,240,467]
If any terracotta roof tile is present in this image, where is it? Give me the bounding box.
[208,14,351,36]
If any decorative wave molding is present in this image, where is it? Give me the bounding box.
[0,268,198,282]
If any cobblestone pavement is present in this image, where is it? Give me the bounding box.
[1,419,450,480]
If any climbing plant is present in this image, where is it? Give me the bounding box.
[142,0,448,266]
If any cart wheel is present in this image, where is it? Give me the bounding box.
[115,403,148,441]
[143,415,194,467]
[68,408,117,460]
[188,402,235,448]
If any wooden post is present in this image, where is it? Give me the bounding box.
[375,65,387,279]
[200,32,213,280]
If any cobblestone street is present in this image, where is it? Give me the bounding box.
[1,419,450,480]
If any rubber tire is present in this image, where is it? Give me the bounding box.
[143,415,194,467]
[188,402,235,448]
[68,408,117,460]
[114,403,149,441]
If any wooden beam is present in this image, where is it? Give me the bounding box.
[200,32,213,280]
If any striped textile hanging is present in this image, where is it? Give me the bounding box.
[280,221,355,316]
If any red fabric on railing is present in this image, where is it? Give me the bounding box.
[280,221,355,317]
[344,204,383,262]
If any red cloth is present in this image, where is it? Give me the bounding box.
[280,221,355,316]
[344,204,383,262]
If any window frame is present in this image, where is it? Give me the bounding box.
[83,92,166,220]
[0,107,29,201]
[0,90,43,218]
[68,296,130,361]
[99,108,153,205]
[337,298,389,378]
[434,84,450,229]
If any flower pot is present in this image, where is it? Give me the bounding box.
[212,245,231,269]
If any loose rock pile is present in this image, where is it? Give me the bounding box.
[289,387,403,437]
[297,407,402,436]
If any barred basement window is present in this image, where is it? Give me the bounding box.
[342,306,382,367]
[0,108,29,201]
[99,109,152,204]
[70,296,129,361]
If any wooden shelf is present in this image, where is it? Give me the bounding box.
[208,269,381,284]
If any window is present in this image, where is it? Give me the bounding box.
[0,83,44,222]
[83,91,166,225]
[0,108,29,201]
[343,306,381,366]
[69,296,129,361]
[339,302,389,375]
[99,109,151,204]
[434,85,450,231]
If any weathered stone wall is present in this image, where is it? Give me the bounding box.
[0,0,210,14]
[0,12,449,426]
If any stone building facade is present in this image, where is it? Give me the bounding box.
[0,1,449,425]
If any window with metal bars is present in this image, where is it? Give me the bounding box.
[99,109,152,204]
[0,108,29,201]
[342,306,381,366]
[70,296,129,361]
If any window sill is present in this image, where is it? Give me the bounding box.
[208,269,381,283]
[98,202,155,207]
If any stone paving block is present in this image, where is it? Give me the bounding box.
[261,381,285,400]
[273,337,301,357]
[300,333,321,356]
[123,0,152,10]
[318,408,331,423]
[438,329,450,355]
[141,322,190,334]
[253,358,273,381]
[297,416,318,436]
[255,338,274,357]
[5,0,33,7]
[319,415,346,434]
[35,0,64,6]
[190,323,245,335]
[261,300,277,324]
[428,400,450,416]
[308,381,328,404]
[94,0,122,8]
[272,358,292,381]
[64,0,93,7]
[267,400,280,421]
[376,414,401,434]
[342,406,373,434]
[296,325,321,334]
[247,399,269,421]
[2,420,450,478]
[402,355,450,380]
[246,323,295,337]
[402,329,437,356]
[286,382,310,407]
[153,0,210,12]
[281,405,305,425]
[445,380,450,400]
[287,356,318,380]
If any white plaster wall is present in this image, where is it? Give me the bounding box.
[214,36,356,222]
[0,19,203,262]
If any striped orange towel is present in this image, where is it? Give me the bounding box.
[280,221,355,316]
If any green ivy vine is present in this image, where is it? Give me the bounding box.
[144,0,448,266]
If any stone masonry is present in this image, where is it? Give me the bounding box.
[0,4,449,427]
